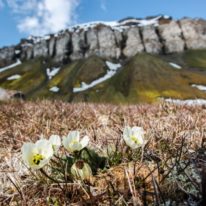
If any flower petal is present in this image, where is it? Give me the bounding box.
[70,143,82,152]
[123,126,132,140]
[80,135,89,149]
[49,135,61,146]
[63,131,89,153]
[124,136,139,149]
[21,142,35,167]
[35,139,53,158]
[132,127,144,135]
[62,136,69,150]
[49,135,61,153]
[69,131,80,142]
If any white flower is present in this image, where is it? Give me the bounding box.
[62,131,89,153]
[21,139,54,170]
[49,135,61,153]
[123,126,145,149]
[71,160,92,181]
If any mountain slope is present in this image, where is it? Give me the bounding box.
[32,56,107,101]
[1,49,206,103]
[72,51,206,103]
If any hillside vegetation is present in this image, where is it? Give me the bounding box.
[1,50,206,103]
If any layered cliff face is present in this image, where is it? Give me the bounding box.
[1,16,206,66]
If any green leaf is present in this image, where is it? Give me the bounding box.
[80,148,107,173]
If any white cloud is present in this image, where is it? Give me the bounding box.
[5,0,80,36]
[100,0,107,11]
[6,0,38,13]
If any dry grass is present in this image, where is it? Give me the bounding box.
[0,100,205,205]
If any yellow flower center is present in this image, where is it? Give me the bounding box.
[33,154,44,165]
[130,135,140,145]
[71,140,78,145]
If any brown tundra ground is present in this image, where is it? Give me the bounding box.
[0,100,205,205]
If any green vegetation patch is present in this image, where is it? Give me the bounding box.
[0,59,46,96]
[183,49,206,69]
[31,56,107,101]
[76,53,206,103]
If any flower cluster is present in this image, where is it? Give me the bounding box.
[21,126,145,181]
[22,132,89,169]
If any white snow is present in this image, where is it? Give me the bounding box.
[169,62,182,69]
[0,59,22,73]
[164,98,206,106]
[73,21,118,31]
[21,43,33,48]
[73,61,121,93]
[137,18,159,27]
[119,16,161,27]
[69,21,120,33]
[164,15,170,19]
[27,35,50,43]
[105,61,121,71]
[49,86,60,93]
[43,35,51,41]
[7,74,21,80]
[46,67,60,80]
[191,84,206,91]
[15,50,21,54]
[25,15,170,41]
[68,15,165,33]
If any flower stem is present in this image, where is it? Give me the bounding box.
[40,168,62,184]
[40,169,65,193]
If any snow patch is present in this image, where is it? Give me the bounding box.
[191,84,206,91]
[0,59,22,73]
[21,43,33,48]
[46,67,60,80]
[73,61,121,93]
[15,50,21,55]
[63,15,167,34]
[106,61,121,71]
[164,15,170,19]
[119,16,161,27]
[164,98,206,106]
[7,74,21,81]
[71,21,118,32]
[49,86,60,93]
[28,35,50,43]
[169,62,182,69]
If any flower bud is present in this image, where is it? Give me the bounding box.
[71,160,92,181]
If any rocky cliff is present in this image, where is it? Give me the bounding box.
[1,15,206,66]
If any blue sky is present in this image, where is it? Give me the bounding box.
[0,0,206,47]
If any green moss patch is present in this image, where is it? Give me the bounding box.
[183,49,206,69]
[0,59,46,96]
